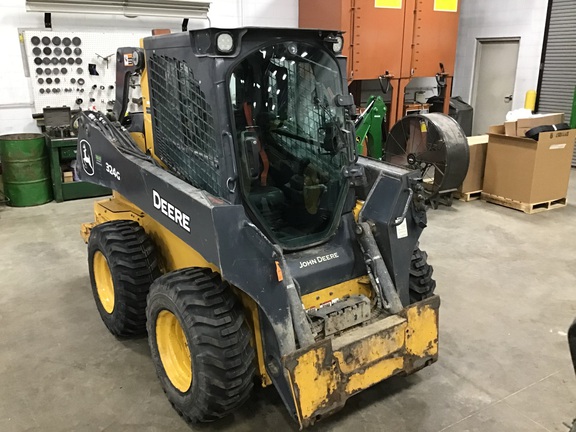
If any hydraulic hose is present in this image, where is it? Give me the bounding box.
[356,222,404,314]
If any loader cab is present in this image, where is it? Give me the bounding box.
[228,39,353,250]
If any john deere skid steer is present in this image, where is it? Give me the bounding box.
[77,27,452,428]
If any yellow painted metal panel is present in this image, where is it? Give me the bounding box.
[333,320,406,374]
[405,303,439,356]
[284,297,440,427]
[375,0,402,9]
[433,0,458,12]
[290,345,338,419]
[345,357,404,393]
[301,275,372,309]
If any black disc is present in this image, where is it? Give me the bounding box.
[41,36,51,45]
[52,36,61,46]
[64,47,72,56]
[77,68,83,74]
[34,57,42,65]
[74,47,82,56]
[385,113,470,200]
[67,58,74,65]
[53,68,59,75]
[43,47,51,55]
[44,68,51,75]
[39,88,45,94]
[72,37,81,46]
[55,78,61,84]
[46,78,53,84]
[51,57,58,65]
[63,37,71,46]
[70,78,76,84]
[59,58,66,65]
[38,78,44,84]
[54,47,62,56]
[42,57,50,65]
[32,47,41,56]
[35,67,43,75]
[46,88,51,94]
[61,68,68,75]
[31,36,40,46]
[75,58,82,65]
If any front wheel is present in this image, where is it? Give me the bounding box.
[146,268,256,424]
[409,245,436,304]
[88,220,160,337]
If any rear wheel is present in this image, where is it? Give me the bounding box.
[409,245,436,303]
[146,268,255,424]
[88,220,160,337]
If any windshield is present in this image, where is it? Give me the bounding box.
[229,41,349,249]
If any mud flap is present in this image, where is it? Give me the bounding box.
[283,295,440,428]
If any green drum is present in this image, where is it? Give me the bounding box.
[0,133,53,207]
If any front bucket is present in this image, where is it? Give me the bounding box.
[282,295,440,428]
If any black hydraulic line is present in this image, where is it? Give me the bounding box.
[356,222,403,314]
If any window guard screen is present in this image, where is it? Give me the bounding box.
[148,54,220,196]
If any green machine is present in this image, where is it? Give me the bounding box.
[355,95,387,159]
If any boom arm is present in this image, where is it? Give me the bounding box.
[355,95,387,159]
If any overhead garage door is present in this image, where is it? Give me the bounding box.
[537,0,576,166]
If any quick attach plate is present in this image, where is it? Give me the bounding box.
[308,295,371,337]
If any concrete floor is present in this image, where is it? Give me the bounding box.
[1,172,575,432]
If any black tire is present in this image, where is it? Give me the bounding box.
[409,245,436,303]
[88,220,160,337]
[146,268,256,424]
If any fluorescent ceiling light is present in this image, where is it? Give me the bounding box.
[26,0,211,19]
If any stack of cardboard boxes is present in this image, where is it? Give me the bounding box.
[457,113,575,214]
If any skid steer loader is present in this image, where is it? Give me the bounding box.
[77,27,451,428]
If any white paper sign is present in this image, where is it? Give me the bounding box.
[396,219,408,239]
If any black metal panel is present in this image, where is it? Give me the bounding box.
[284,213,365,295]
[77,114,300,417]
[357,159,426,305]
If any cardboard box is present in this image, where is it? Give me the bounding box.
[484,125,576,204]
[459,135,488,194]
[504,113,564,137]
[62,171,74,183]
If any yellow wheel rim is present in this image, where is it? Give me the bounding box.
[156,310,192,392]
[94,251,115,314]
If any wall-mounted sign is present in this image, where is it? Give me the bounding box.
[434,0,458,12]
[375,0,402,9]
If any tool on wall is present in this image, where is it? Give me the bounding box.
[95,52,114,68]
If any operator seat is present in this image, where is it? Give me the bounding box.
[241,102,286,228]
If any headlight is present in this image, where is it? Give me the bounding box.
[333,36,344,53]
[216,32,234,54]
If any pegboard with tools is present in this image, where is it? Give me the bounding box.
[23,30,147,114]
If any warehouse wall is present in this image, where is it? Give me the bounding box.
[0,0,298,135]
[453,0,548,111]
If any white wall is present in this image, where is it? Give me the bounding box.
[453,0,548,111]
[0,0,298,135]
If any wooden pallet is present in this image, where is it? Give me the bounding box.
[481,193,567,214]
[454,190,482,202]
